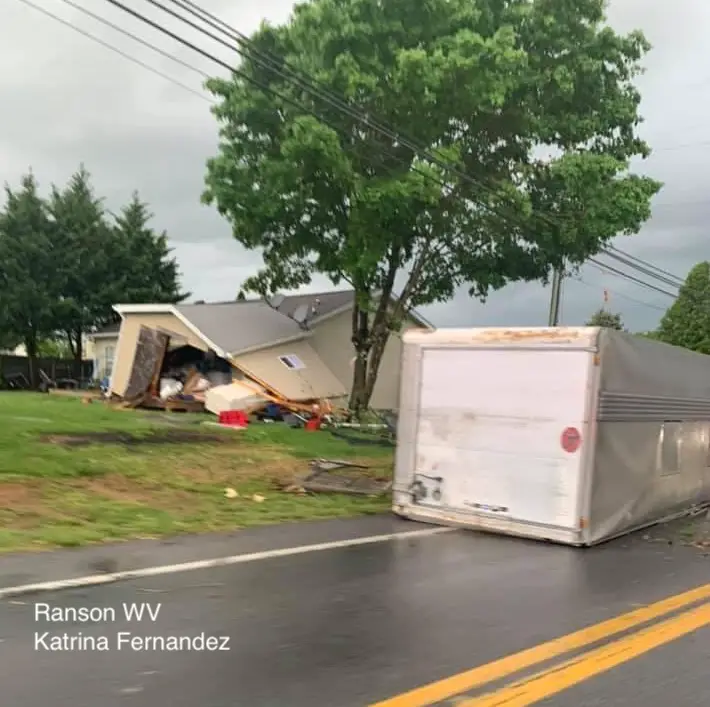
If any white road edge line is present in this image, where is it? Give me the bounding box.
[0,526,455,599]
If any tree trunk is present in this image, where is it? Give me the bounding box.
[65,328,83,381]
[74,328,83,382]
[349,353,368,415]
[348,250,401,414]
[65,330,77,358]
[348,303,371,416]
[24,333,38,389]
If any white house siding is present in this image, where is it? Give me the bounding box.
[110,313,208,397]
[232,340,346,401]
[92,336,119,383]
[309,308,419,410]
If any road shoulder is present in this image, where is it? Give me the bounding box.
[0,514,426,595]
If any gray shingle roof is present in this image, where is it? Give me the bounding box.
[173,286,434,357]
[279,290,354,320]
[176,301,305,356]
[196,290,354,319]
[174,288,433,355]
[282,289,432,327]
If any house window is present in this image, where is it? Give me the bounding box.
[279,354,305,370]
[104,345,115,378]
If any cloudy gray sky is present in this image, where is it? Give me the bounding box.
[1,0,706,332]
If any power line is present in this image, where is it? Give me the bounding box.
[62,2,710,323]
[583,260,710,323]
[32,0,692,310]
[110,1,705,316]
[55,0,212,82]
[606,245,684,285]
[98,0,429,188]
[600,249,683,289]
[25,0,707,286]
[17,0,212,104]
[141,0,706,320]
[99,0,351,122]
[574,276,667,313]
[131,3,555,226]
[155,0,690,294]
[22,0,524,265]
[158,0,710,172]
[587,259,678,298]
[111,0,710,166]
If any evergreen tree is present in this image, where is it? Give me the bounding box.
[50,165,115,365]
[0,172,60,385]
[111,192,189,304]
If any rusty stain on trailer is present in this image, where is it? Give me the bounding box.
[474,327,588,344]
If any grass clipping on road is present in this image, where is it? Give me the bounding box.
[0,393,393,552]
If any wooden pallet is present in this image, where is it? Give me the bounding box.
[163,399,205,413]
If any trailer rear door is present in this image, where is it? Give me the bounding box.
[412,346,593,530]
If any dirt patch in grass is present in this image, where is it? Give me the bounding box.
[0,481,69,531]
[173,448,308,485]
[40,429,230,447]
[0,481,37,507]
[0,482,58,531]
[79,473,177,505]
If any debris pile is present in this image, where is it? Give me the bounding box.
[110,325,340,422]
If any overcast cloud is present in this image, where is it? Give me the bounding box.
[1,0,706,331]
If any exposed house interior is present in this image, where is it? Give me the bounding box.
[101,289,434,413]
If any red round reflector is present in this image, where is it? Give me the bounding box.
[561,426,582,453]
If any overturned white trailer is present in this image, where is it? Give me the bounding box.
[393,326,710,546]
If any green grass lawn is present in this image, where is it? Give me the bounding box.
[0,392,393,553]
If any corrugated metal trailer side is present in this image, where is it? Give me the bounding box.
[583,329,710,544]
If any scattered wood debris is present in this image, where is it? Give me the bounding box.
[296,458,392,496]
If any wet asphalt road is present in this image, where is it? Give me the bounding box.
[1,524,709,707]
[542,630,710,707]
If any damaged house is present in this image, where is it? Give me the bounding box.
[108,290,433,412]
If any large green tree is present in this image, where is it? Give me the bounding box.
[0,173,61,385]
[204,0,661,410]
[656,262,710,353]
[586,308,625,330]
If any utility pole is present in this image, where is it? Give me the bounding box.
[548,266,563,326]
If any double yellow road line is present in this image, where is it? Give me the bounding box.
[372,582,710,707]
